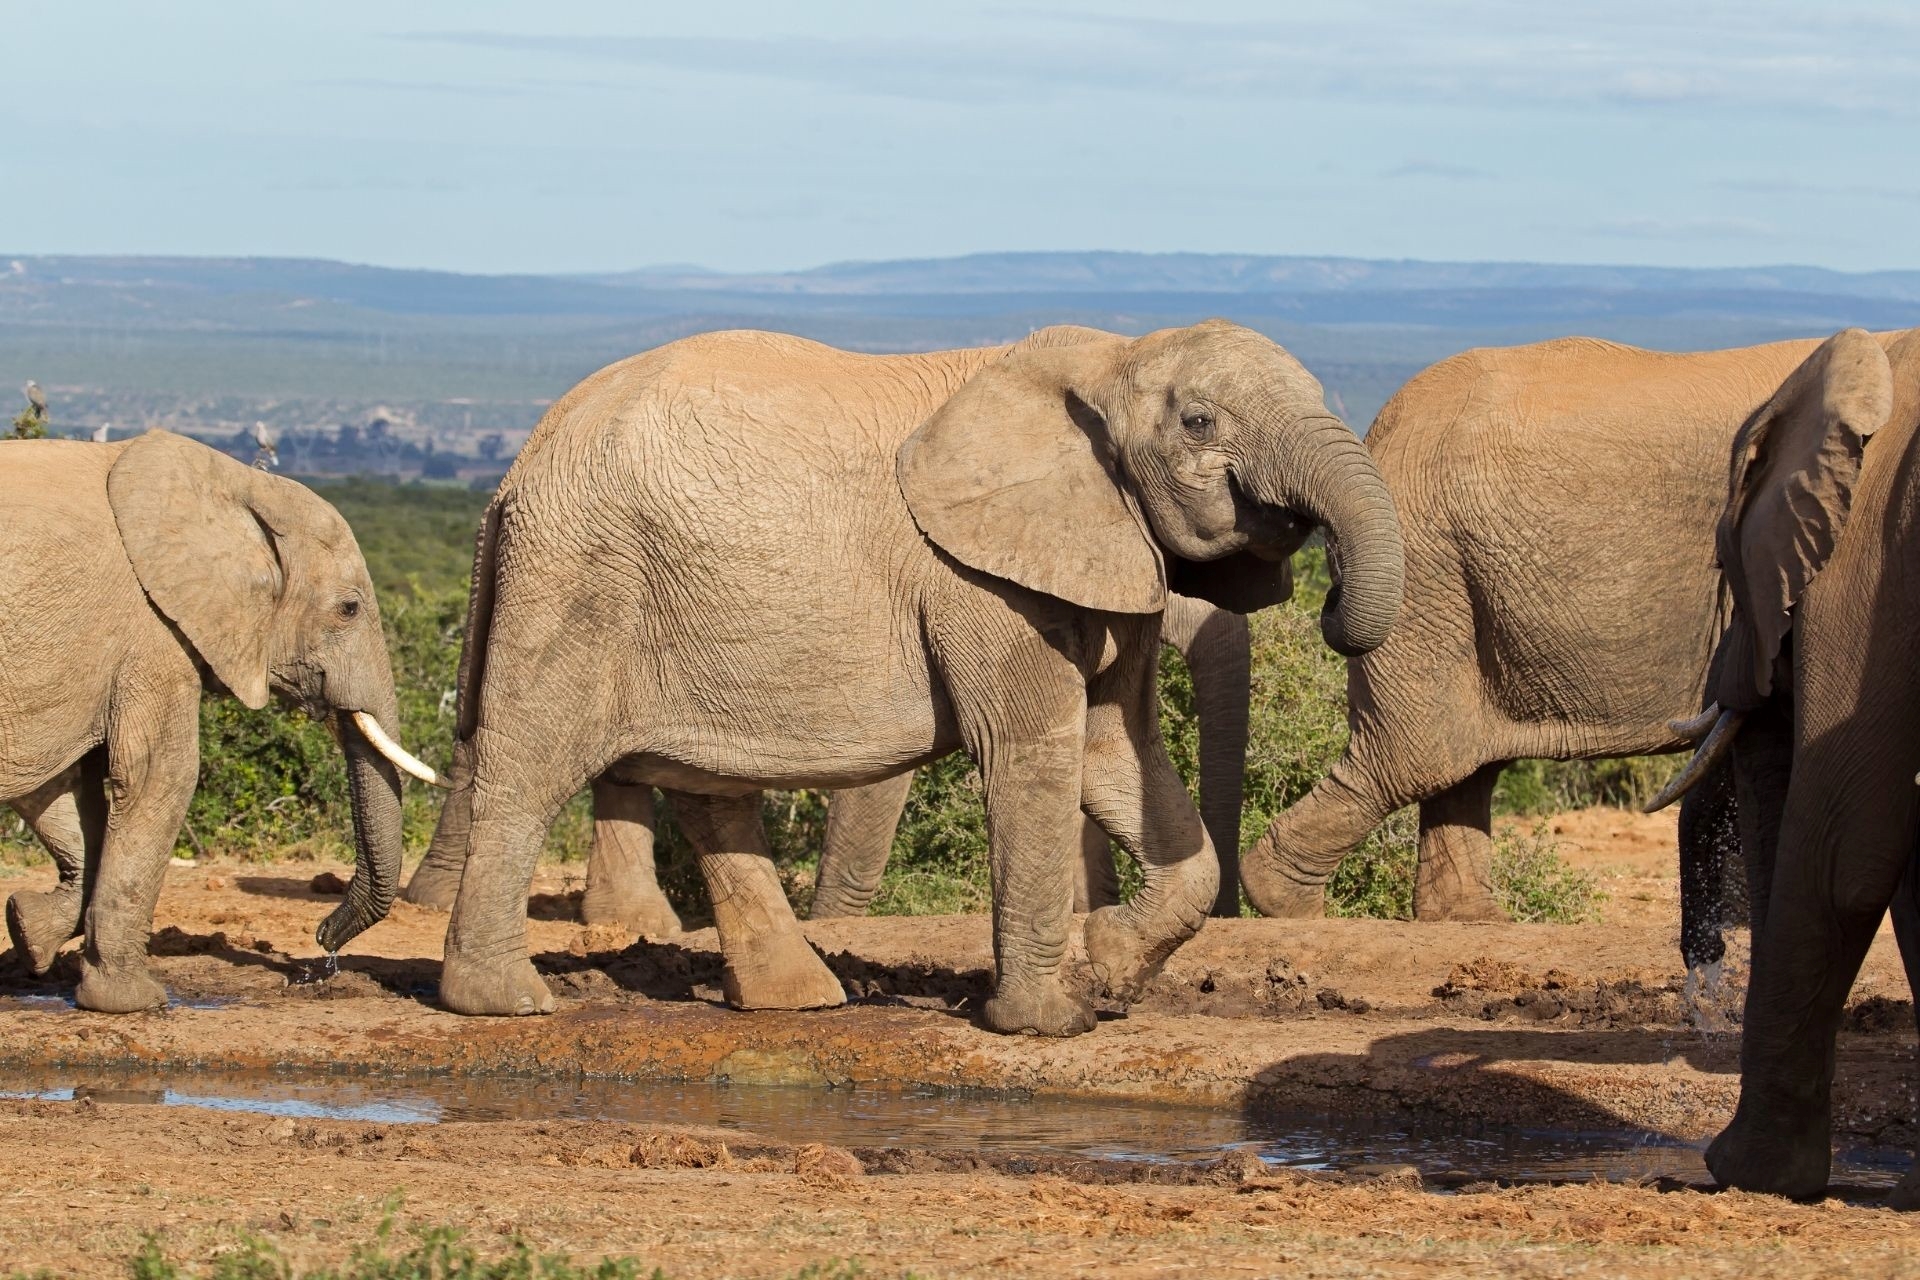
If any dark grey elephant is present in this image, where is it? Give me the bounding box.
[421,322,1402,1035]
[0,431,429,1010]
[1652,327,1920,1205]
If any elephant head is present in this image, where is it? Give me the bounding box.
[897,320,1403,651]
[105,429,431,951]
[1647,328,1898,811]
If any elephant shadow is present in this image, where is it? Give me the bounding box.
[1242,1022,1739,1167]
[530,937,993,1017]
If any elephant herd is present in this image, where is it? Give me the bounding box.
[2,319,1917,1204]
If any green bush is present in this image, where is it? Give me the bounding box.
[1493,823,1606,924]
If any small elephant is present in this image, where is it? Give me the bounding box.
[1654,327,1920,1204]
[1238,334,1834,926]
[424,322,1402,1034]
[0,431,432,1011]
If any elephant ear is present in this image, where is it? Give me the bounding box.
[108,431,285,709]
[1713,328,1895,708]
[1166,551,1294,615]
[897,337,1167,614]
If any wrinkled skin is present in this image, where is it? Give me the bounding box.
[401,591,1250,933]
[1241,336,1830,925]
[1668,328,1920,1205]
[424,322,1402,1034]
[810,593,1252,920]
[0,432,407,1012]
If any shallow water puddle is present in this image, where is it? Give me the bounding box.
[0,1065,1906,1192]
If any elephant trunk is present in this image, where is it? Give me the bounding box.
[1240,417,1404,656]
[316,697,406,953]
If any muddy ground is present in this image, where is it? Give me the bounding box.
[0,806,1915,1277]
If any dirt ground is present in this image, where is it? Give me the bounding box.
[0,806,1915,1278]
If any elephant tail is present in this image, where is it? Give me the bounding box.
[452,498,503,744]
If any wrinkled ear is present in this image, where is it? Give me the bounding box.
[897,338,1167,614]
[108,431,283,709]
[1167,551,1293,615]
[1713,328,1894,708]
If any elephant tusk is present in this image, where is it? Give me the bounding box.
[1668,704,1724,742]
[1644,708,1746,813]
[349,711,452,789]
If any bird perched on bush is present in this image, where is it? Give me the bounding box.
[251,420,278,470]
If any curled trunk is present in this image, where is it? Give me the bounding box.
[1242,419,1404,656]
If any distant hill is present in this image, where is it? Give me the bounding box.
[4,250,1918,475]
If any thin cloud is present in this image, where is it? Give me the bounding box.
[1584,215,1781,241]
[1384,160,1493,181]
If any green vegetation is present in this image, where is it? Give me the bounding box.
[2,1212,891,1279]
[0,479,1646,924]
[10,407,46,439]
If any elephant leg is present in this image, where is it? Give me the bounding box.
[671,790,844,1010]
[1706,746,1912,1199]
[809,771,915,919]
[76,720,199,1014]
[399,736,476,912]
[440,722,595,1017]
[6,751,108,975]
[1677,759,1740,974]
[1413,762,1506,922]
[1073,812,1119,913]
[580,779,682,937]
[1887,863,1920,1212]
[1078,628,1218,1011]
[1731,699,1793,938]
[1159,595,1252,918]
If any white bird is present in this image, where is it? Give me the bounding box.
[22,381,46,419]
[91,422,111,444]
[251,421,279,470]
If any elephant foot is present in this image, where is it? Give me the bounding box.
[721,930,846,1010]
[1239,858,1328,919]
[399,862,461,913]
[6,890,81,976]
[580,883,683,939]
[984,978,1096,1037]
[1705,1101,1830,1199]
[1082,906,1185,1004]
[74,960,168,1014]
[1412,892,1506,923]
[439,954,557,1016]
[1884,1167,1920,1212]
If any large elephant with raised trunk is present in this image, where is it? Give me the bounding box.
[423,322,1402,1035]
[1239,335,1839,929]
[0,431,431,1011]
[1652,327,1920,1206]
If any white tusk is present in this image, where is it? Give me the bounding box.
[349,711,452,789]
[1668,704,1724,742]
[1644,709,1746,813]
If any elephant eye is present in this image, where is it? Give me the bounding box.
[1181,409,1216,440]
[338,599,361,621]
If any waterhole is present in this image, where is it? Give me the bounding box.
[0,1065,1906,1193]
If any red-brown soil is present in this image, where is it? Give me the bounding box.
[0,807,1913,1277]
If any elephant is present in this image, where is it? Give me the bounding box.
[1651,327,1920,1203]
[1237,334,1840,927]
[422,321,1403,1034]
[807,591,1252,920]
[0,430,433,1011]
[397,590,1250,932]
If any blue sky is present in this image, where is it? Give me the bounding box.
[6,1,1916,274]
